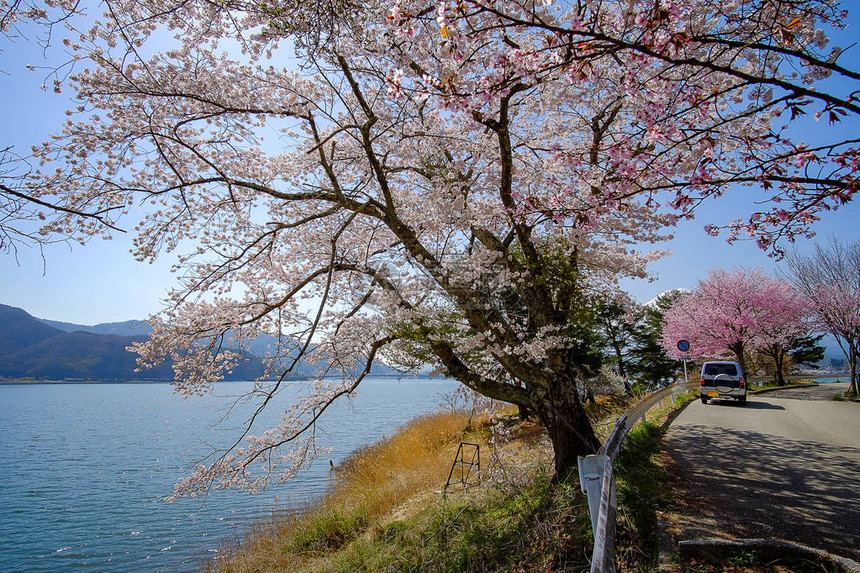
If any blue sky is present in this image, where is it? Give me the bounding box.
[1,7,859,325]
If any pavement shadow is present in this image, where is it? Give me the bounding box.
[704,400,785,410]
[740,401,785,411]
[666,425,860,561]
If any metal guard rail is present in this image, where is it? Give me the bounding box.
[583,380,698,573]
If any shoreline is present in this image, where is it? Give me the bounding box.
[0,374,446,385]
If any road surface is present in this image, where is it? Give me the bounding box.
[664,383,860,561]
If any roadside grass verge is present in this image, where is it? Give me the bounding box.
[328,473,592,572]
[833,390,859,401]
[614,421,674,570]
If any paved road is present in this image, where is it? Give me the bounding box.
[664,384,860,561]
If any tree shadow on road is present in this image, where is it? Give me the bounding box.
[705,400,785,411]
[665,425,860,562]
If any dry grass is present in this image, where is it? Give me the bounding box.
[329,410,487,511]
[210,410,490,573]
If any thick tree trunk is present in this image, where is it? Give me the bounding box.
[514,379,530,420]
[536,374,600,480]
[773,349,786,387]
[774,367,786,387]
[729,342,748,379]
[517,404,531,421]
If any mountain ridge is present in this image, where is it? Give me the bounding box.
[40,318,153,337]
[0,303,399,381]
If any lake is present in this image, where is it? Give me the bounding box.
[0,377,460,572]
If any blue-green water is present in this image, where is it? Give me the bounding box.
[0,378,459,572]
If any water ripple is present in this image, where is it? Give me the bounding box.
[0,378,457,572]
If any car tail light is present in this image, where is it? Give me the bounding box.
[700,379,705,386]
[739,378,745,388]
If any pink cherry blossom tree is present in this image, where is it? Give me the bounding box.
[784,238,860,395]
[661,268,812,379]
[9,0,860,494]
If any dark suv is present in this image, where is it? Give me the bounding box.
[700,361,747,405]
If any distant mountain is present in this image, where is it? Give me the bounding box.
[0,304,261,381]
[0,303,399,381]
[0,331,173,380]
[0,304,64,354]
[643,288,691,309]
[41,318,153,337]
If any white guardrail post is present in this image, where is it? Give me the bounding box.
[577,454,609,537]
[578,381,698,572]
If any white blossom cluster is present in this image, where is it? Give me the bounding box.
[11,0,858,492]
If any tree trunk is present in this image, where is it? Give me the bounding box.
[612,341,634,397]
[514,379,530,420]
[729,342,747,377]
[517,404,531,421]
[536,374,600,480]
[849,344,858,397]
[774,366,786,387]
[774,348,786,387]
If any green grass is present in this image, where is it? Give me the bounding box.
[213,392,723,573]
[833,390,859,401]
[286,507,370,553]
[613,421,672,570]
[330,476,592,572]
[749,378,817,392]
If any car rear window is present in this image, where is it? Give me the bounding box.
[704,363,738,376]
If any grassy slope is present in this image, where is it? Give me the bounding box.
[210,406,603,573]
[209,394,701,573]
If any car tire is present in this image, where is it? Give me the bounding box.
[701,396,709,404]
[738,397,747,406]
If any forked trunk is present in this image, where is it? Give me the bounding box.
[729,342,747,380]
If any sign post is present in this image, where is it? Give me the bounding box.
[677,340,691,384]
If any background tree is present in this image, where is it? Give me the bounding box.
[593,297,638,396]
[788,334,827,371]
[755,333,825,386]
[14,0,860,495]
[593,293,686,393]
[756,305,819,386]
[661,268,810,378]
[784,238,860,395]
[629,290,685,390]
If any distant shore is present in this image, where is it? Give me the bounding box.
[0,374,443,385]
[0,378,174,385]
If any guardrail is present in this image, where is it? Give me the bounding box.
[579,380,698,573]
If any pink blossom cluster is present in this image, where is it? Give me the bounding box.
[661,267,811,364]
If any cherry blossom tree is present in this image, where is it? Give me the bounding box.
[12,0,860,494]
[784,238,860,395]
[755,298,817,386]
[661,268,811,378]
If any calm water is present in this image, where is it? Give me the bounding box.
[0,377,459,572]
